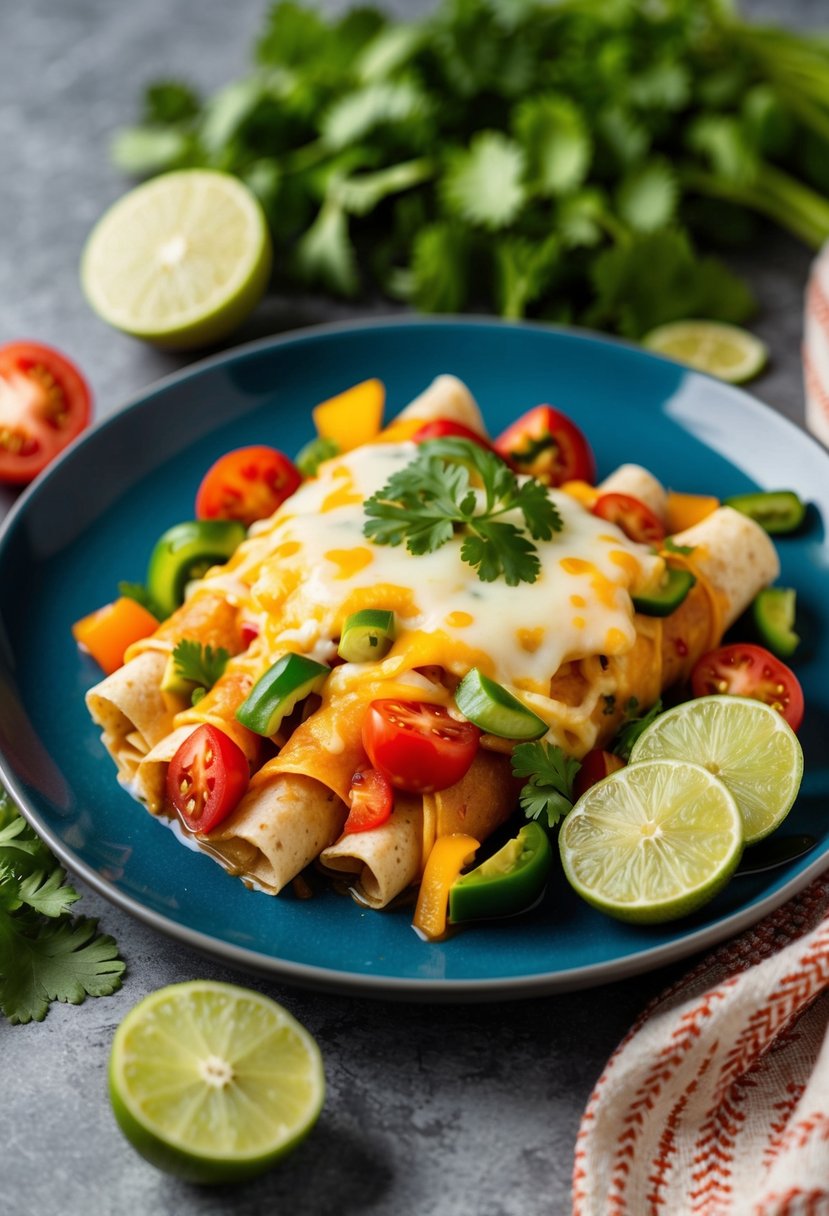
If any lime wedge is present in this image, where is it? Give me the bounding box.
[629,694,803,845]
[81,170,272,349]
[109,981,324,1184]
[642,320,768,384]
[559,759,742,923]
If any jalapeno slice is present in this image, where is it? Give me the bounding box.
[295,435,339,478]
[338,609,396,663]
[235,653,329,736]
[449,822,553,923]
[724,490,806,535]
[455,669,548,740]
[751,587,800,659]
[632,566,696,617]
[146,520,246,618]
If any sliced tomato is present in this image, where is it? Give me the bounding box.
[592,492,666,545]
[494,405,596,486]
[362,700,480,794]
[240,619,260,647]
[343,768,394,834]
[0,341,91,484]
[167,724,249,833]
[690,643,804,732]
[411,420,492,451]
[573,749,626,801]
[195,445,301,526]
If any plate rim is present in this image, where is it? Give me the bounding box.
[1,313,827,1001]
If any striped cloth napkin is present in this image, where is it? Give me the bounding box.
[805,245,829,449]
[572,874,829,1215]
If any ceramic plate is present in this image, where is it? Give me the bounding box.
[1,318,827,1000]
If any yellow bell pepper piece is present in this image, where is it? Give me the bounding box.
[313,378,385,452]
[413,833,479,941]
[370,417,424,445]
[560,479,599,509]
[666,491,720,534]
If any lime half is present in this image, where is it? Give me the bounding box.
[81,170,271,349]
[559,759,743,923]
[643,320,768,384]
[109,981,325,1184]
[629,694,803,845]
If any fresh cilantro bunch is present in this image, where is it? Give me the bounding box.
[0,787,125,1024]
[113,0,829,335]
[512,741,580,829]
[363,437,562,585]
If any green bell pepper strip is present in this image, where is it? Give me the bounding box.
[146,520,246,619]
[724,490,806,535]
[455,668,548,740]
[632,566,696,617]
[338,609,396,663]
[449,822,553,922]
[751,587,800,658]
[296,436,339,478]
[235,653,329,737]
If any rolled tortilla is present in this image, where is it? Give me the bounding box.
[672,506,780,631]
[598,463,669,522]
[395,374,488,436]
[86,651,176,784]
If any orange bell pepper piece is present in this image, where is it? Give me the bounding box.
[313,378,385,452]
[413,833,479,942]
[665,491,720,534]
[72,597,159,675]
[560,479,599,509]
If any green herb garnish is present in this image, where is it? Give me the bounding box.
[171,639,230,691]
[663,537,695,556]
[512,741,581,829]
[363,438,562,586]
[613,699,664,762]
[0,788,125,1024]
[118,581,161,619]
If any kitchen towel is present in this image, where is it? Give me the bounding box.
[804,245,829,449]
[572,873,829,1215]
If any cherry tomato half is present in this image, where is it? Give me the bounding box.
[344,768,394,834]
[0,341,91,484]
[167,724,250,833]
[195,445,302,526]
[573,749,626,801]
[362,700,481,794]
[690,643,804,732]
[494,405,596,486]
[411,419,493,451]
[592,492,666,545]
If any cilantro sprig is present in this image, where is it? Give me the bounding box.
[363,438,562,586]
[512,741,581,829]
[171,639,230,695]
[612,698,664,762]
[0,788,125,1025]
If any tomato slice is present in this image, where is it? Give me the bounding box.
[167,724,250,833]
[344,768,394,834]
[195,446,302,526]
[411,420,493,451]
[494,405,596,486]
[690,643,804,731]
[572,749,626,801]
[592,492,666,545]
[0,341,91,484]
[362,700,481,794]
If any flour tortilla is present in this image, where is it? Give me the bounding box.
[598,464,668,522]
[395,374,488,436]
[85,651,176,784]
[672,505,780,630]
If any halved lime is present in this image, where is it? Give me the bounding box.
[81,170,271,349]
[559,759,742,923]
[642,320,768,384]
[109,980,325,1184]
[629,694,803,845]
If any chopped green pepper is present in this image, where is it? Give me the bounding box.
[724,490,806,535]
[235,653,329,736]
[296,436,340,478]
[338,609,396,663]
[449,822,553,923]
[455,668,548,740]
[751,587,800,658]
[146,520,246,618]
[632,566,696,617]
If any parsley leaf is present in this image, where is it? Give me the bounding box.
[512,741,581,829]
[171,640,230,691]
[363,438,562,586]
[613,698,664,762]
[0,787,125,1025]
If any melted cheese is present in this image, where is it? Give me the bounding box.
[198,443,663,731]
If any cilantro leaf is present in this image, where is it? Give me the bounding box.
[514,94,592,197]
[118,581,161,619]
[142,80,201,126]
[612,698,664,762]
[512,741,581,829]
[363,439,562,586]
[407,222,473,313]
[295,199,358,296]
[615,159,678,233]
[441,132,527,230]
[171,639,229,690]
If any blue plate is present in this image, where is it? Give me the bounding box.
[1,318,827,1000]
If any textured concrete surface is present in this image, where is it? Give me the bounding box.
[0,2,824,1214]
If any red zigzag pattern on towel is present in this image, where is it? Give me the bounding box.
[755,1185,829,1216]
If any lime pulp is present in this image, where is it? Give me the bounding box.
[643,320,768,384]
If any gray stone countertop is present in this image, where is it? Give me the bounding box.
[0,3,825,1215]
